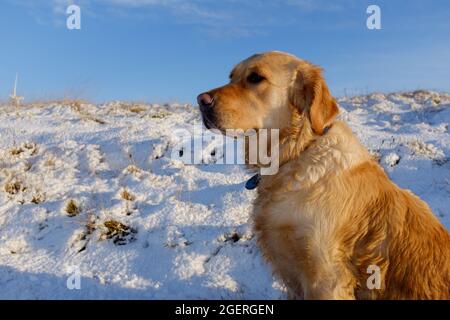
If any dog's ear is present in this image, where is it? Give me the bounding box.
[289,64,339,135]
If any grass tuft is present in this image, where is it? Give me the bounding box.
[102,220,137,245]
[65,199,81,217]
[9,142,37,157]
[4,180,24,195]
[123,165,141,175]
[10,147,24,156]
[129,105,147,113]
[31,192,45,204]
[120,189,135,201]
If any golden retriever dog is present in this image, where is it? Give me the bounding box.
[197,51,450,300]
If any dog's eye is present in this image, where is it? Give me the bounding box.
[247,72,265,84]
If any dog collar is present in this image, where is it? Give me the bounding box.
[244,125,332,190]
[245,174,261,190]
[322,124,332,135]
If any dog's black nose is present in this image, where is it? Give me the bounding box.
[197,92,214,108]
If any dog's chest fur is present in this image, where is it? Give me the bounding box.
[253,174,340,298]
[251,122,371,298]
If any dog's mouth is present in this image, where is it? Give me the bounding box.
[201,114,215,130]
[200,108,220,131]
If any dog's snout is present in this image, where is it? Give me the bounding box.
[197,92,214,108]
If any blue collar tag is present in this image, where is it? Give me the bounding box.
[245,174,261,190]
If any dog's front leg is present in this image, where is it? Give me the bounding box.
[301,261,356,300]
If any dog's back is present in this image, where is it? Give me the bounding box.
[343,161,450,299]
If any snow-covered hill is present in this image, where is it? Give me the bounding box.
[0,91,449,299]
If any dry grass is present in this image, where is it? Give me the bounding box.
[73,213,97,253]
[25,99,106,125]
[129,105,147,113]
[9,142,38,157]
[43,157,56,167]
[31,192,45,204]
[85,213,97,235]
[42,153,59,168]
[150,111,169,119]
[4,179,25,195]
[102,220,137,245]
[65,199,81,217]
[10,147,24,156]
[114,101,148,113]
[67,100,106,124]
[120,189,135,201]
[26,98,89,109]
[123,165,141,175]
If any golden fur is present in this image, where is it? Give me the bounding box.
[199,51,450,299]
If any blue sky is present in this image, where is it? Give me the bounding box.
[1,0,449,104]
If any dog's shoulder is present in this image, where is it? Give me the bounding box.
[260,120,371,192]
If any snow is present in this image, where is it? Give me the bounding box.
[0,91,449,299]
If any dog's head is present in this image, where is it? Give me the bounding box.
[197,51,338,135]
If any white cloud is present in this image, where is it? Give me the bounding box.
[280,0,350,11]
[97,0,230,20]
